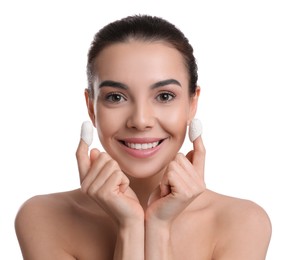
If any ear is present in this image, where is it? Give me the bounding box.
[187,86,201,125]
[84,89,96,127]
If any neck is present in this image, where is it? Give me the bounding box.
[128,171,164,211]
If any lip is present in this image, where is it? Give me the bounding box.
[121,137,163,143]
[117,137,167,159]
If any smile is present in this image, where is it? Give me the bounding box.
[118,138,166,158]
[124,141,160,150]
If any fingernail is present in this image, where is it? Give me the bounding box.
[189,118,203,142]
[81,121,93,146]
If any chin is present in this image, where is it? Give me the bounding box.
[115,157,169,180]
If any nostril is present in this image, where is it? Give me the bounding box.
[126,117,155,130]
[126,105,155,130]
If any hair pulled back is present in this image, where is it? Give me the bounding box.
[87,15,198,98]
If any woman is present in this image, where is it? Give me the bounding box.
[15,15,271,259]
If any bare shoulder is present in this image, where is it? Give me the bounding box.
[15,190,79,259]
[208,190,271,225]
[207,190,272,259]
[15,190,115,259]
[15,190,80,229]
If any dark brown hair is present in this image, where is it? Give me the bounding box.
[87,15,198,98]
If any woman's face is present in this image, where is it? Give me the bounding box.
[90,40,199,178]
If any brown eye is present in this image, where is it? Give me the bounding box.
[105,93,126,103]
[156,92,175,103]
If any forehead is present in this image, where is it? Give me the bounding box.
[94,40,189,84]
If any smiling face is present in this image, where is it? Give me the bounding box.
[87,40,199,178]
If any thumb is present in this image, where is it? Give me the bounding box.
[187,119,205,177]
[191,136,206,178]
[81,121,93,146]
[76,121,94,183]
[188,118,202,143]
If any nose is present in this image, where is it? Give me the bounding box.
[126,101,155,131]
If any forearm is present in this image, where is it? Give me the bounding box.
[145,221,174,260]
[113,221,144,260]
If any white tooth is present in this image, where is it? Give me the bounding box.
[125,141,161,150]
[135,144,141,150]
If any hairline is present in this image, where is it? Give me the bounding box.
[88,37,191,99]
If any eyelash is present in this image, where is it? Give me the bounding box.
[156,91,176,103]
[104,92,127,103]
[103,91,176,104]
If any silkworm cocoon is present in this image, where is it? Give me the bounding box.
[188,119,203,142]
[81,121,93,146]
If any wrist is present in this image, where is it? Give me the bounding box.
[118,218,144,232]
[145,219,172,237]
[145,220,173,260]
[114,221,144,260]
[118,214,144,229]
[145,211,174,230]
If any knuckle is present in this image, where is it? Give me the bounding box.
[108,159,118,169]
[85,187,94,198]
[168,161,177,171]
[81,183,88,193]
[86,184,96,196]
[113,169,122,176]
[177,153,185,159]
[75,149,83,160]
[97,187,109,201]
[166,169,176,180]
[174,153,183,163]
[100,152,111,161]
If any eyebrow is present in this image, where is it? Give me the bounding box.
[98,79,181,89]
[151,79,181,89]
[99,80,128,89]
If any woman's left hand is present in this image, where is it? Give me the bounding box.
[146,136,206,224]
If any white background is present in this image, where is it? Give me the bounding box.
[0,0,285,258]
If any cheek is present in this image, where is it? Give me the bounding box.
[158,104,189,139]
[95,107,122,143]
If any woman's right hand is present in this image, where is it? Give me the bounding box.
[76,137,144,226]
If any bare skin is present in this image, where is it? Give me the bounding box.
[15,41,271,259]
[15,187,271,259]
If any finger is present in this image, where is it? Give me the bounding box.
[193,135,205,153]
[76,121,95,182]
[160,177,171,197]
[160,162,186,197]
[99,170,130,198]
[90,148,100,163]
[175,153,195,175]
[76,139,91,183]
[188,118,202,142]
[187,119,205,176]
[160,168,187,198]
[81,152,110,192]
[173,155,200,187]
[192,136,206,177]
[185,150,194,163]
[175,154,206,191]
[84,157,119,194]
[81,121,94,146]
